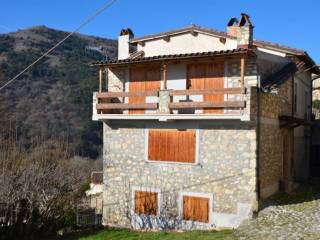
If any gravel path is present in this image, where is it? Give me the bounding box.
[234,182,320,240]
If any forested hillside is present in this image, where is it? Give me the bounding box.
[0,26,117,158]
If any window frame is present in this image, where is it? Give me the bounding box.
[144,128,200,165]
[179,191,213,224]
[131,186,161,217]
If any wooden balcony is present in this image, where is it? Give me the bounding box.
[93,88,250,121]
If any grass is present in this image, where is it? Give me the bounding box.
[64,228,236,240]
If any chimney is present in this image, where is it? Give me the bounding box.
[227,17,239,37]
[227,13,254,48]
[118,28,134,60]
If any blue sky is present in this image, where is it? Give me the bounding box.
[1,0,319,63]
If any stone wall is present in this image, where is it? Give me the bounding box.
[250,78,293,198]
[107,67,128,92]
[313,77,320,101]
[102,120,257,229]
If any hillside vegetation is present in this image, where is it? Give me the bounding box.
[0,26,117,158]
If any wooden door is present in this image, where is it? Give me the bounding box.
[204,62,224,113]
[183,196,209,223]
[187,64,206,90]
[187,62,224,113]
[129,67,161,114]
[129,67,145,114]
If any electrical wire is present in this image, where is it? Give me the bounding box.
[0,0,117,91]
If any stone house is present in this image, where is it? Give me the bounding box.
[313,73,320,102]
[91,13,319,229]
[85,171,103,214]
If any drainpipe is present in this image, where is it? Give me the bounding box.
[256,63,261,205]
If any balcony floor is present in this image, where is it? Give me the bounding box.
[92,113,250,122]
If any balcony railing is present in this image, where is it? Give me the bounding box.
[94,88,246,115]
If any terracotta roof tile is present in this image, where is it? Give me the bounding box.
[92,48,254,66]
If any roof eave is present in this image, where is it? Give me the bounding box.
[91,49,256,67]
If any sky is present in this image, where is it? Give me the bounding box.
[1,0,319,63]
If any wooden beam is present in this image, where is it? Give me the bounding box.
[99,68,103,93]
[169,88,245,96]
[97,91,158,98]
[162,64,168,90]
[169,101,245,109]
[279,115,314,128]
[240,57,245,87]
[97,103,158,110]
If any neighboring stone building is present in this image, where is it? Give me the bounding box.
[313,73,320,102]
[91,13,319,229]
[86,171,103,214]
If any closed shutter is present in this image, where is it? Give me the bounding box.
[129,67,145,114]
[148,129,196,163]
[134,191,158,215]
[187,62,225,113]
[129,66,161,114]
[204,62,224,113]
[183,196,209,223]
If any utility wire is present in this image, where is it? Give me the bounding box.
[0,0,117,91]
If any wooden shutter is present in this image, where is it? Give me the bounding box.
[134,191,158,215]
[129,67,145,114]
[148,129,196,163]
[204,62,224,113]
[183,196,209,223]
[187,62,225,113]
[129,66,161,114]
[187,64,206,90]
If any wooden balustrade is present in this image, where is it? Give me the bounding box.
[96,88,246,113]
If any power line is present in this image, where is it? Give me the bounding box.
[0,0,117,92]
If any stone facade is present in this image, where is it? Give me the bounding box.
[313,77,320,100]
[102,121,257,229]
[250,78,294,198]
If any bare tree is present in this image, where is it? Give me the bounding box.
[0,125,97,238]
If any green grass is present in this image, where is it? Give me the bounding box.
[64,228,236,240]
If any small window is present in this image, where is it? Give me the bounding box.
[148,129,196,163]
[183,196,209,223]
[134,191,158,215]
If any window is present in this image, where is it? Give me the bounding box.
[183,196,209,223]
[134,191,158,215]
[148,129,196,163]
[294,82,298,113]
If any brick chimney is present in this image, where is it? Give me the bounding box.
[227,17,239,37]
[118,28,134,60]
[227,13,254,48]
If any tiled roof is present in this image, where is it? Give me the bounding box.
[254,39,305,55]
[92,48,254,66]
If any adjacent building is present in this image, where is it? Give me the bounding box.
[92,13,319,229]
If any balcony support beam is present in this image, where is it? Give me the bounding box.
[240,57,245,87]
[99,68,103,93]
[161,63,168,90]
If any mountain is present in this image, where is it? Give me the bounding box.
[0,26,117,158]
